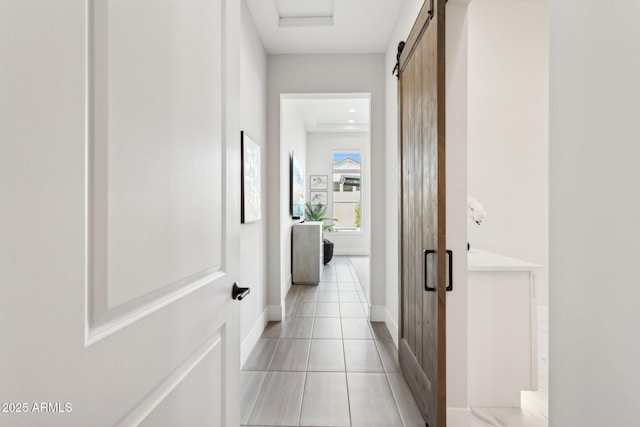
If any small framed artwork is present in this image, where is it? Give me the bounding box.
[241,131,261,223]
[310,175,328,190]
[310,191,328,206]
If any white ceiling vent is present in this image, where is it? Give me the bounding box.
[246,0,402,54]
[276,0,334,27]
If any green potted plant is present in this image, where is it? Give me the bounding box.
[304,202,336,265]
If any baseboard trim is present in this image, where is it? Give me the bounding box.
[267,304,283,321]
[284,276,292,297]
[384,307,399,347]
[241,308,269,368]
[370,305,386,322]
[370,305,399,347]
[446,407,472,427]
[241,304,283,368]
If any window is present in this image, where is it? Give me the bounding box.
[332,151,361,232]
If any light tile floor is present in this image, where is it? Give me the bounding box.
[241,257,425,427]
[241,257,549,427]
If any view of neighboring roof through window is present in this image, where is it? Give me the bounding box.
[332,152,361,232]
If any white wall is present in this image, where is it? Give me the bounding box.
[239,0,268,363]
[306,132,371,256]
[445,2,471,412]
[267,54,386,314]
[280,100,307,294]
[467,0,549,305]
[384,0,470,413]
[384,0,424,347]
[550,1,640,425]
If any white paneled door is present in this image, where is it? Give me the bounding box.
[0,1,241,426]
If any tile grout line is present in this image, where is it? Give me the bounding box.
[295,295,316,426]
[244,343,277,426]
[384,371,409,427]
[338,273,354,427]
[245,258,423,427]
[249,259,371,426]
[351,253,407,426]
[296,338,313,426]
[253,327,282,427]
[241,371,268,427]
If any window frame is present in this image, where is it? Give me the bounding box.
[331,150,363,233]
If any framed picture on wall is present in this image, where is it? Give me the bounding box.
[310,191,328,206]
[310,175,328,190]
[291,153,305,219]
[241,131,261,223]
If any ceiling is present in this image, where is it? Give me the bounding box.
[285,96,370,133]
[246,0,404,54]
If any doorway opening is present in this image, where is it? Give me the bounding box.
[280,93,373,303]
[465,0,549,424]
[237,93,427,426]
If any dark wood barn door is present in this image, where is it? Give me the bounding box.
[397,0,447,426]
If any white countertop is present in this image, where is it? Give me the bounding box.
[467,249,542,272]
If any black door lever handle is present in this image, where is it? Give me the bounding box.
[232,283,250,301]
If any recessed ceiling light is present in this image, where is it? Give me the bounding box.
[349,109,357,113]
[348,119,355,123]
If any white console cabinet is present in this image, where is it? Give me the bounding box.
[468,250,542,407]
[292,222,323,284]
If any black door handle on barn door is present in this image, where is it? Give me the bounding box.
[232,283,250,301]
[424,249,454,292]
[446,250,453,291]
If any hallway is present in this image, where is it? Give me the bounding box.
[240,257,425,427]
